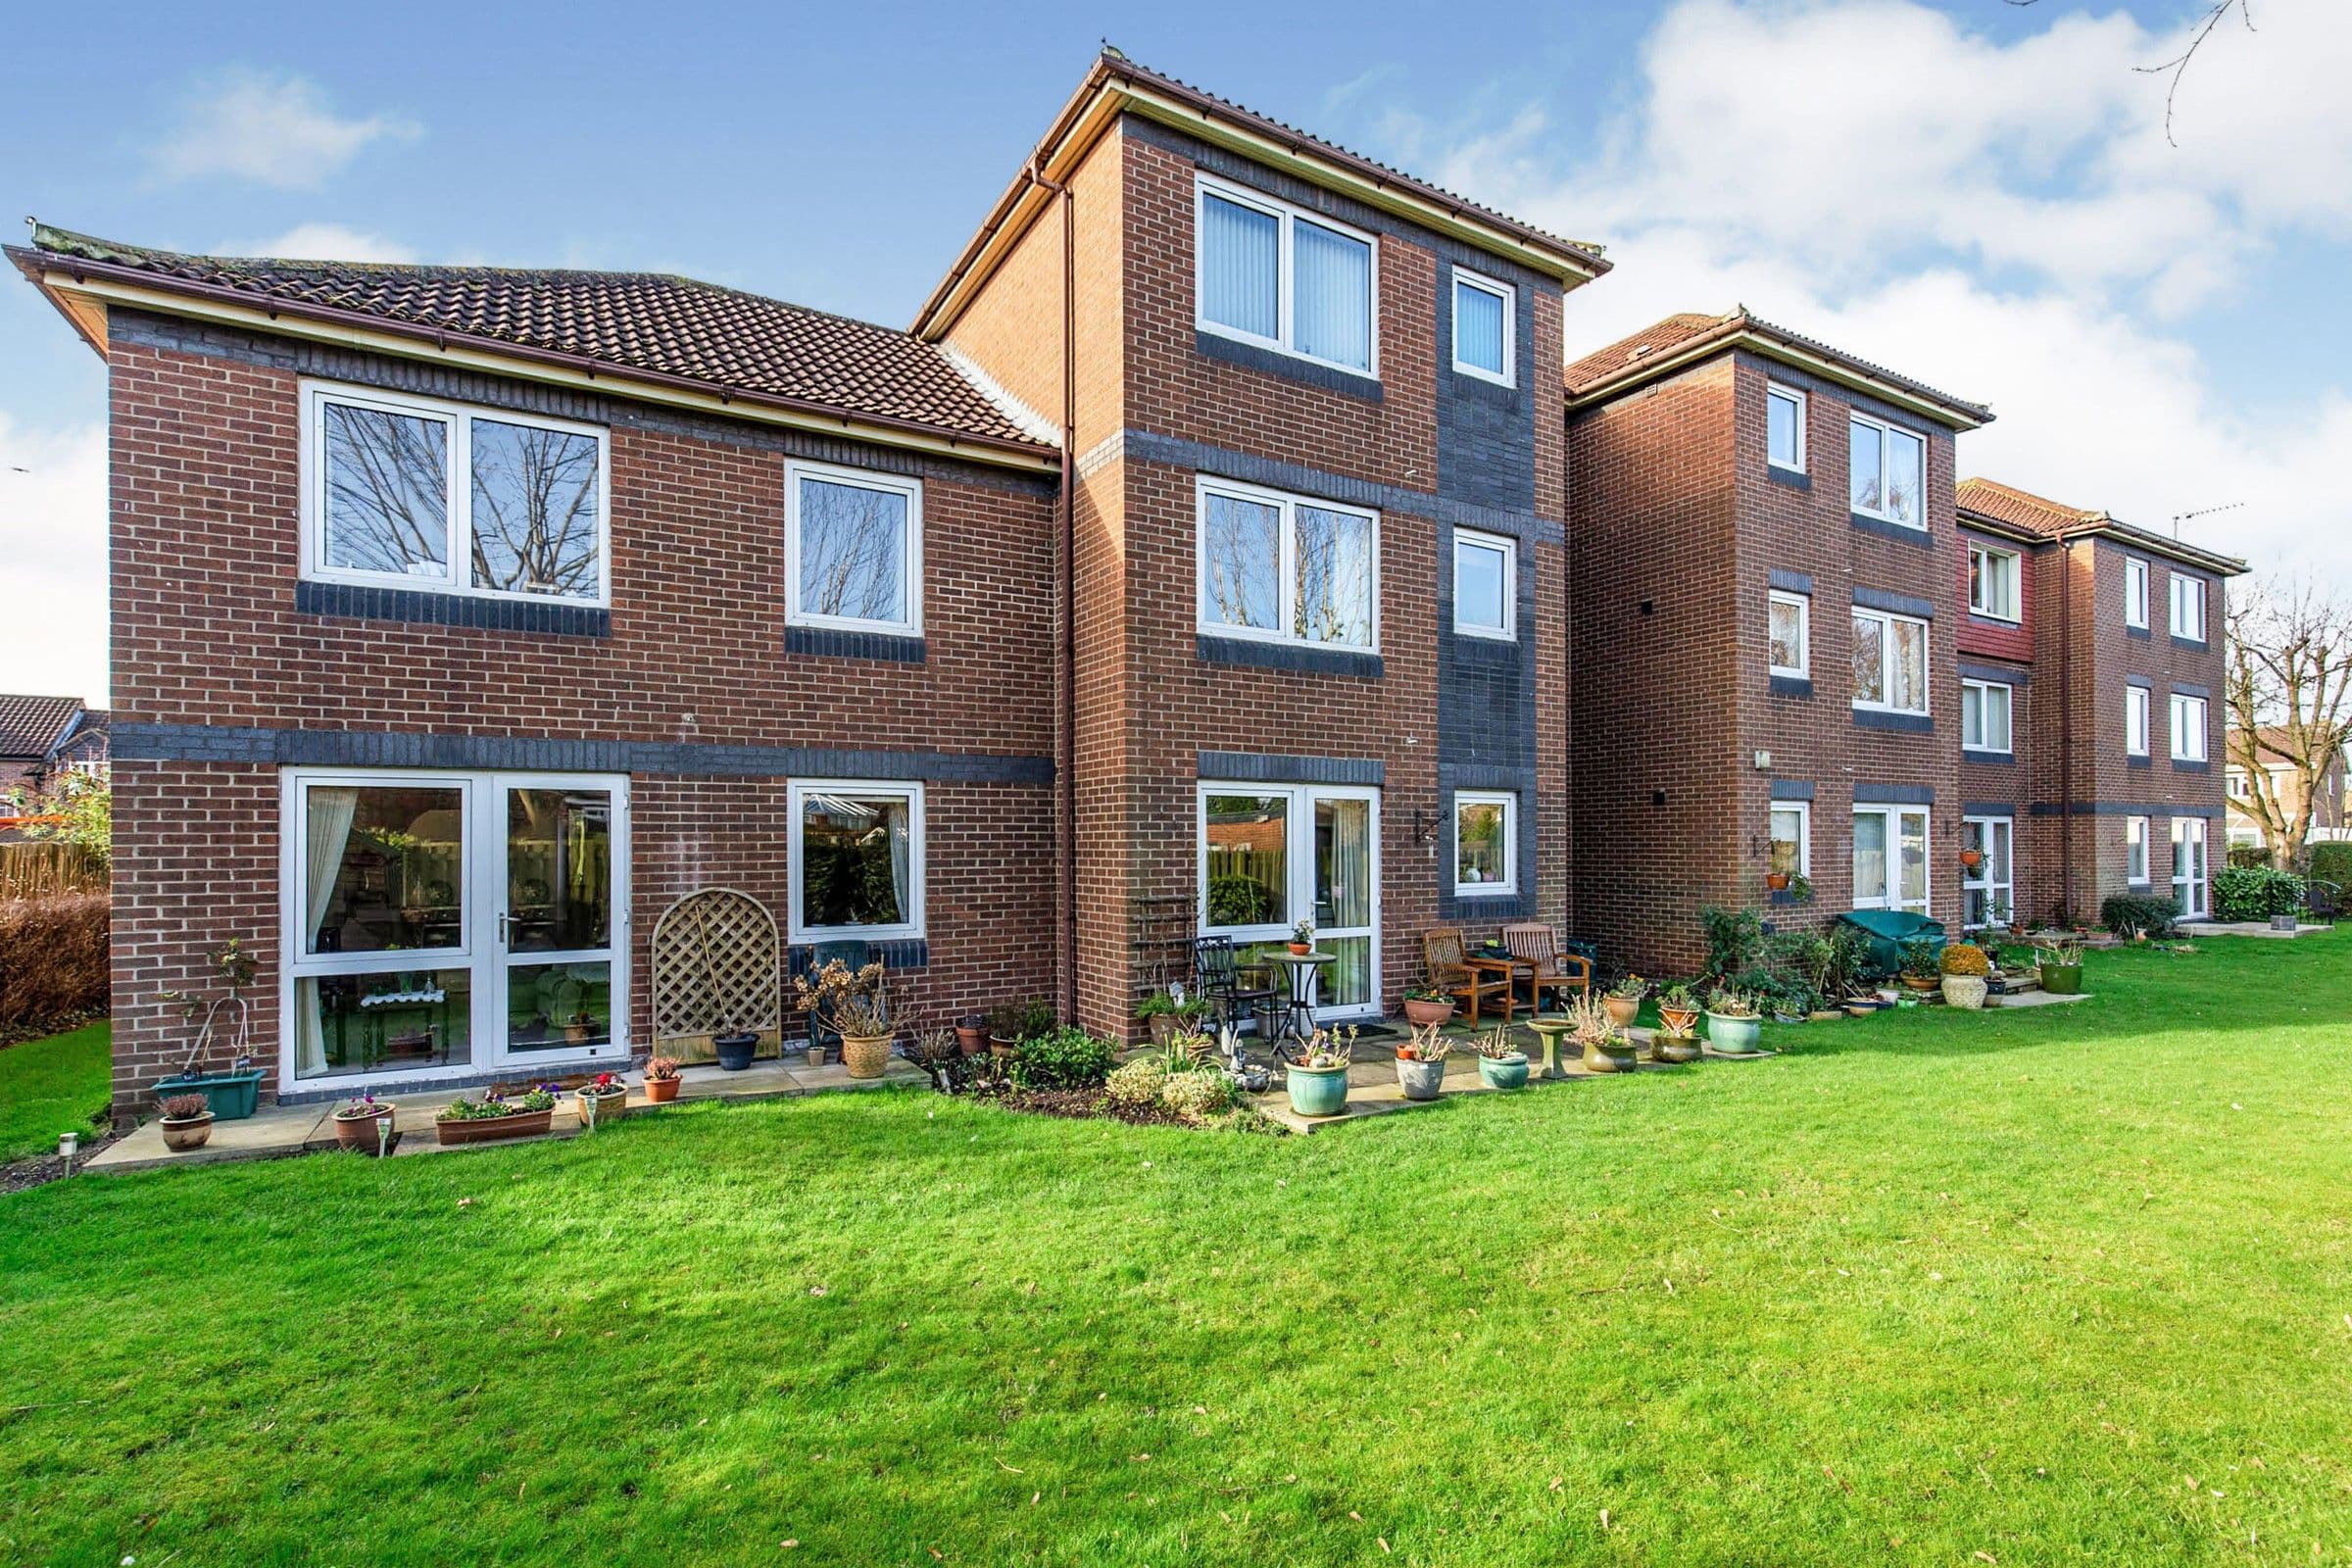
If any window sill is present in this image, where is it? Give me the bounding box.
[1852,708,1934,734]
[787,937,928,971]
[1767,466,1812,491]
[295,579,611,637]
[785,626,926,663]
[2170,634,2210,651]
[1196,330,1384,402]
[1198,633,1383,679]
[1965,611,2023,629]
[1850,512,1934,546]
[1769,674,1813,699]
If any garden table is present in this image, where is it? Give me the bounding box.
[1265,950,1336,1061]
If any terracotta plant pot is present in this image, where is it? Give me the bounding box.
[160,1112,214,1152]
[807,1044,832,1066]
[1651,1031,1701,1064]
[1603,995,1641,1027]
[434,1107,554,1146]
[956,1025,988,1056]
[644,1075,682,1103]
[575,1089,629,1127]
[332,1106,395,1151]
[1401,997,1455,1027]
[1288,943,1312,956]
[1147,1014,1179,1047]
[1940,976,1987,1011]
[988,1036,1016,1060]
[840,1032,894,1080]
[1766,871,1791,891]
[1395,1055,1447,1102]
[1657,1004,1699,1035]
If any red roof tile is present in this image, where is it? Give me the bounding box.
[1564,309,1992,427]
[1954,477,2101,537]
[0,695,85,761]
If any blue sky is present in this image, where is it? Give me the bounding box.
[4,0,2347,701]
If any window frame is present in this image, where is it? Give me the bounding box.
[1847,412,1929,530]
[1968,542,2021,622]
[2170,572,2208,641]
[1195,473,1382,654]
[1960,813,2015,931]
[1451,527,1517,641]
[1194,174,1381,378]
[1769,800,1812,879]
[299,379,612,609]
[785,778,927,945]
[2126,814,2150,885]
[2124,556,2150,629]
[2170,692,2209,762]
[2172,816,2209,917]
[1766,382,1808,474]
[2126,685,2151,758]
[1851,605,1932,715]
[783,459,925,637]
[1449,267,1516,386]
[1452,790,1518,899]
[1768,589,1811,678]
[1960,677,2014,754]
[1852,805,1932,914]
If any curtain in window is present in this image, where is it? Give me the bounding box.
[1200,194,1279,340]
[1889,619,1927,710]
[1454,279,1505,373]
[1853,812,1887,905]
[297,787,360,1077]
[1293,220,1371,369]
[887,801,910,930]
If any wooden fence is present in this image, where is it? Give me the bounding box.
[0,841,107,902]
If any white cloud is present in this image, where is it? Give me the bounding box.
[0,416,109,704]
[227,222,417,262]
[155,70,419,189]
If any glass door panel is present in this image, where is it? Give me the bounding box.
[497,781,622,1062]
[1313,793,1377,1011]
[1962,817,2013,929]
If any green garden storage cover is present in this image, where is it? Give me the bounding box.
[1835,910,1947,977]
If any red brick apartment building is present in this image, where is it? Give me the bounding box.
[13,53,1605,1117]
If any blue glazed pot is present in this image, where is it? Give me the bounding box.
[1477,1052,1530,1091]
[1285,1061,1351,1117]
[1704,1012,1763,1054]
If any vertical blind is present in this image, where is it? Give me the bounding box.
[1453,278,1506,375]
[1293,220,1371,369]
[1200,194,1279,341]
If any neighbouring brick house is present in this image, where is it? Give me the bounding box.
[0,694,108,808]
[13,52,1606,1120]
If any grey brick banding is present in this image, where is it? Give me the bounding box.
[784,627,927,663]
[1769,675,1814,699]
[2172,680,2212,699]
[294,580,612,638]
[1962,801,2017,817]
[2030,800,2223,818]
[789,938,928,973]
[1849,513,1935,548]
[1195,331,1383,401]
[114,723,1053,783]
[1957,660,2029,686]
[1768,568,1814,594]
[1853,710,1934,734]
[2123,674,2155,689]
[1196,634,1385,679]
[1962,750,2017,765]
[1770,779,1816,801]
[1766,467,1813,492]
[1853,782,1935,805]
[1197,751,1385,787]
[1852,585,1936,619]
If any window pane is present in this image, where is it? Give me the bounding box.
[1456,799,1508,887]
[1848,418,1882,514]
[1295,506,1374,647]
[1987,686,2012,750]
[1200,194,1279,339]
[506,787,612,954]
[1202,492,1282,632]
[1314,797,1372,930]
[1456,537,1510,634]
[1889,619,1927,710]
[1769,597,1805,671]
[1769,808,1803,875]
[1294,219,1371,370]
[1886,428,1925,525]
[1454,279,1505,374]
[1853,813,1887,904]
[1768,390,1801,468]
[1205,794,1288,927]
[800,791,911,929]
[469,419,602,599]
[1963,684,1984,747]
[506,960,612,1053]
[322,401,450,577]
[1852,613,1885,705]
[798,477,908,624]
[293,966,473,1081]
[1898,812,1929,908]
[304,785,465,955]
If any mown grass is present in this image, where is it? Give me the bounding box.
[0,1020,110,1159]
[3,938,2350,1565]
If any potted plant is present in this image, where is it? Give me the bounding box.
[1395,1024,1452,1102]
[1285,1025,1355,1116]
[989,998,1053,1059]
[643,1055,683,1103]
[152,937,269,1120]
[1655,982,1701,1037]
[2035,939,2085,995]
[955,1012,990,1056]
[1604,973,1646,1028]
[1765,868,1790,892]
[1898,937,1942,994]
[158,1093,215,1152]
[434,1085,558,1146]
[331,1093,396,1152]
[1288,919,1315,956]
[712,1031,759,1072]
[1135,989,1209,1046]
[795,958,896,1080]
[1938,942,1991,1010]
[1784,872,1814,904]
[1703,988,1764,1054]
[1959,847,1985,871]
[1470,1026,1530,1091]
[575,1070,629,1126]
[1569,993,1638,1073]
[1401,979,1456,1028]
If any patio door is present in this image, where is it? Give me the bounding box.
[1961,815,2013,930]
[492,778,627,1066]
[1199,782,1381,1020]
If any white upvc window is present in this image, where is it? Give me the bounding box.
[2171,693,2210,762]
[2124,556,2150,629]
[1451,528,1516,640]
[1196,175,1377,376]
[1853,806,1931,913]
[1961,814,2015,930]
[1768,590,1810,678]
[1197,475,1379,652]
[2172,816,2209,917]
[2126,685,2151,757]
[1849,413,1927,529]
[1770,800,1811,881]
[1969,543,2021,621]
[1767,383,1807,473]
[2225,766,2252,799]
[1450,268,1515,385]
[301,380,611,606]
[2170,572,2208,641]
[784,461,923,636]
[787,780,925,944]
[1453,791,1517,897]
[2126,814,2150,884]
[1961,678,2014,754]
[1852,606,1930,713]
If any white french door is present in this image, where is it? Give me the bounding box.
[1198,782,1381,1020]
[280,768,631,1090]
[2172,817,2209,917]
[1853,807,1930,914]
[1961,815,2013,930]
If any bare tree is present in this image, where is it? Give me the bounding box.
[2224,580,2352,869]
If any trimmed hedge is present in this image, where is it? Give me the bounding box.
[2214,864,2305,922]
[2308,842,2352,889]
[2101,893,2177,939]
[0,892,110,1041]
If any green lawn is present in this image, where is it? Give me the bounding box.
[0,1020,110,1160]
[4,941,2351,1565]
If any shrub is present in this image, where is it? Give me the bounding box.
[1102,1056,1166,1109]
[2307,842,2352,889]
[1159,1070,1236,1122]
[2227,845,2273,870]
[1939,942,1990,977]
[2214,864,2305,922]
[2100,893,2177,939]
[1698,905,1765,980]
[1009,1026,1116,1091]
[0,891,110,1041]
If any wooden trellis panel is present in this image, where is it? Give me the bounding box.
[651,887,783,1063]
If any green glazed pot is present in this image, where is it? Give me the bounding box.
[2040,962,2083,995]
[1285,1061,1351,1117]
[1704,1011,1763,1054]
[1477,1053,1530,1091]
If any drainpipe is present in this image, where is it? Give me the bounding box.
[1026,157,1081,1025]
[2057,537,2077,921]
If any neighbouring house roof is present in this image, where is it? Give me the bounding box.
[1956,477,2247,575]
[48,710,108,767]
[8,225,1056,465]
[912,49,1611,341]
[0,695,85,762]
[1563,309,1994,431]
[2235,726,2345,769]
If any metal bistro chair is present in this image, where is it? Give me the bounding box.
[1193,935,1277,1038]
[1499,923,1592,1016]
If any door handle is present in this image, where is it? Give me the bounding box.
[498,911,510,946]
